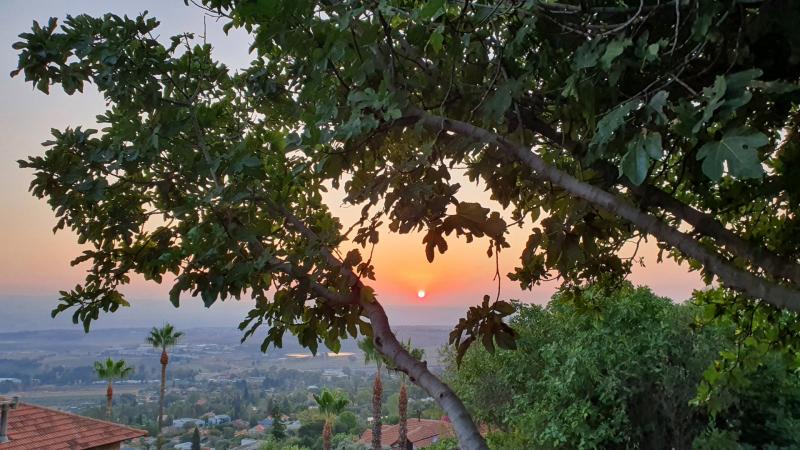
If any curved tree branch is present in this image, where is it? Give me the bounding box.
[518,106,800,285]
[360,299,488,450]
[275,206,489,450]
[408,106,800,311]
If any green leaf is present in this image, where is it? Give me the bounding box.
[620,132,662,185]
[696,128,768,181]
[572,41,601,70]
[600,37,632,70]
[590,100,640,151]
[481,80,516,121]
[646,91,669,125]
[428,26,444,53]
[419,0,445,20]
[692,76,727,134]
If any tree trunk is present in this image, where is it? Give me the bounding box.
[277,207,488,449]
[361,300,488,450]
[372,370,382,450]
[399,380,408,449]
[323,419,332,450]
[106,381,113,419]
[158,350,168,434]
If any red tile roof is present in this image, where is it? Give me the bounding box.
[359,419,455,449]
[0,397,146,450]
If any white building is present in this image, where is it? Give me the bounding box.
[207,414,231,425]
[173,418,204,428]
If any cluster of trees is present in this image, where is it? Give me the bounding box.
[359,338,426,450]
[12,1,800,448]
[89,323,182,450]
[443,282,800,449]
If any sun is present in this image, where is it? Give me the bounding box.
[417,289,426,299]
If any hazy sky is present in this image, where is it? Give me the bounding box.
[0,1,703,331]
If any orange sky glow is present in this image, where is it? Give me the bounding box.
[0,1,704,328]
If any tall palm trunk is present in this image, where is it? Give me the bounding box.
[323,418,332,450]
[106,381,113,419]
[371,370,382,450]
[399,380,408,449]
[158,350,168,432]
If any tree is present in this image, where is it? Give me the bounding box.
[314,388,350,450]
[12,2,800,449]
[358,338,384,450]
[386,341,424,450]
[270,406,287,441]
[445,282,800,448]
[93,357,133,419]
[191,426,201,450]
[146,323,184,434]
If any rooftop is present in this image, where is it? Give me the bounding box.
[0,397,146,450]
[359,418,455,449]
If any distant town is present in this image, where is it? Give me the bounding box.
[0,326,451,449]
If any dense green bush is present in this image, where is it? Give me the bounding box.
[444,283,800,449]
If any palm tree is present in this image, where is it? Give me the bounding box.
[358,338,384,450]
[313,389,349,450]
[145,323,184,433]
[93,357,133,419]
[392,341,425,450]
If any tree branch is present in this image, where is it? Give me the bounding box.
[274,206,489,450]
[518,105,800,285]
[408,106,800,311]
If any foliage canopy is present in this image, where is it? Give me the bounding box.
[445,283,800,449]
[12,1,800,448]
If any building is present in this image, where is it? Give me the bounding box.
[230,438,263,450]
[173,418,205,428]
[206,414,231,426]
[358,418,457,449]
[257,417,273,428]
[0,396,146,450]
[173,443,213,450]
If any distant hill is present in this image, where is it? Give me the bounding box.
[0,294,469,331]
[0,325,451,356]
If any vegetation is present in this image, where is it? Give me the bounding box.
[191,426,201,450]
[145,323,184,434]
[386,341,424,450]
[92,357,133,419]
[357,338,383,450]
[445,282,800,449]
[313,389,350,450]
[12,1,800,448]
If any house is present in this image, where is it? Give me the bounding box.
[0,396,146,450]
[257,417,273,428]
[358,418,457,449]
[246,424,266,436]
[206,414,231,426]
[173,418,205,428]
[173,443,215,450]
[231,419,249,430]
[230,439,264,450]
